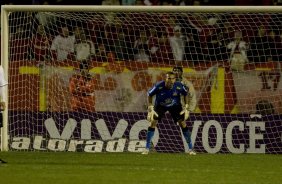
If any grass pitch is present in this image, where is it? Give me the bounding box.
[0,152,281,184]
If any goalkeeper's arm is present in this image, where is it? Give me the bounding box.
[147,96,158,122]
[180,95,190,121]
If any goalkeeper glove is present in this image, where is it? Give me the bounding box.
[180,104,190,121]
[147,105,158,122]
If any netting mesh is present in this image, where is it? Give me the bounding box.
[2,9,282,153]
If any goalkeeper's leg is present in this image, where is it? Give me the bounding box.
[144,127,155,149]
[142,120,158,155]
[179,121,196,155]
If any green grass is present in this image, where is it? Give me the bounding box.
[0,152,281,184]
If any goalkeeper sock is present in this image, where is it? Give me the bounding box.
[182,127,193,150]
[145,127,155,149]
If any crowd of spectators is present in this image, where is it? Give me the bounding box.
[3,0,282,65]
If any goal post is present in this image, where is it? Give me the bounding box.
[1,7,9,151]
[1,5,282,153]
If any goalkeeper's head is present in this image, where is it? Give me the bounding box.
[172,66,183,80]
[165,72,176,89]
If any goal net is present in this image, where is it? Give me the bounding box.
[1,6,281,154]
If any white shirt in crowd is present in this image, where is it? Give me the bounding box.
[227,40,249,71]
[169,35,186,62]
[227,40,248,61]
[51,35,75,61]
[75,41,95,61]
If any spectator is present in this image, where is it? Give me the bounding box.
[94,43,109,62]
[69,60,97,112]
[266,30,282,91]
[73,27,85,40]
[113,32,133,61]
[185,32,204,63]
[32,24,51,62]
[168,25,187,63]
[74,32,95,62]
[164,16,179,37]
[227,31,249,70]
[155,32,174,64]
[134,30,149,57]
[104,22,122,53]
[134,30,148,49]
[206,30,227,62]
[148,28,159,61]
[248,25,269,63]
[50,26,75,61]
[221,21,235,46]
[134,44,150,62]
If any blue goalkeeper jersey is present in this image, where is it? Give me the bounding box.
[148,81,188,108]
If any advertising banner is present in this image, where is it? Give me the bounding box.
[9,111,282,154]
[233,69,282,114]
[44,65,217,112]
[11,62,282,114]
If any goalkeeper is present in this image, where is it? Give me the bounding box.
[142,71,196,155]
[0,65,8,164]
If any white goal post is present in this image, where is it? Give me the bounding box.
[1,5,282,153]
